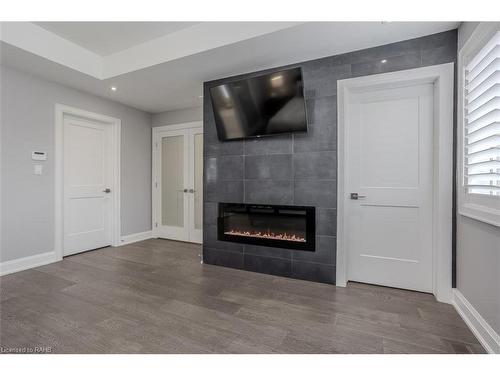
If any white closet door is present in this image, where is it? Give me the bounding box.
[346,83,434,292]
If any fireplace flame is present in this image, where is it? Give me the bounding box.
[225,229,306,242]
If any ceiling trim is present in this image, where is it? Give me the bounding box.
[103,22,301,77]
[0,22,103,78]
[1,22,302,80]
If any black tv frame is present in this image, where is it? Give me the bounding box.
[209,67,309,142]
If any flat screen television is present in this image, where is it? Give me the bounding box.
[210,67,307,141]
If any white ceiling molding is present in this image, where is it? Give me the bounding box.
[103,22,302,77]
[0,22,103,78]
[34,22,201,56]
[1,22,301,80]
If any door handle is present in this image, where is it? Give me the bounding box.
[189,189,196,193]
[103,188,111,193]
[350,193,366,200]
[177,189,188,193]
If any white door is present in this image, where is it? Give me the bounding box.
[63,116,113,256]
[154,125,203,243]
[189,128,204,243]
[346,83,434,292]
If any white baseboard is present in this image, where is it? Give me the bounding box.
[119,230,153,246]
[453,289,500,354]
[0,251,59,276]
[0,231,153,276]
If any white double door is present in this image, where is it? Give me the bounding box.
[345,83,434,293]
[153,125,203,243]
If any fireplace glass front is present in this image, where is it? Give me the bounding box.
[218,203,315,251]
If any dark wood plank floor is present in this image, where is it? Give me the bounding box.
[0,239,485,353]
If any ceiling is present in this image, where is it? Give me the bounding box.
[0,22,459,113]
[34,22,200,56]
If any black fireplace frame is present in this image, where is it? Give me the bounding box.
[217,203,316,251]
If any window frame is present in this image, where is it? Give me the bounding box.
[458,22,500,227]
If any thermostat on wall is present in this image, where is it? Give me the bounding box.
[32,151,47,161]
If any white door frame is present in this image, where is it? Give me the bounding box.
[152,121,203,240]
[336,63,454,303]
[55,104,121,260]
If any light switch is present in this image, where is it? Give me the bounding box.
[34,164,43,175]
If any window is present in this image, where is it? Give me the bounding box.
[459,23,500,227]
[464,31,500,196]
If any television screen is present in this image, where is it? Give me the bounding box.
[210,67,307,141]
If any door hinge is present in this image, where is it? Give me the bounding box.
[155,182,158,188]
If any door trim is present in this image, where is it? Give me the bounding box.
[336,63,454,303]
[152,121,203,240]
[54,104,121,260]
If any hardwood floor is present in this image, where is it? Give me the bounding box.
[0,239,485,354]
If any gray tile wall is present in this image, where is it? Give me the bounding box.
[203,30,457,284]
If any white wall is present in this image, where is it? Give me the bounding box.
[457,216,500,333]
[457,22,479,50]
[1,65,152,263]
[152,106,202,127]
[456,22,500,343]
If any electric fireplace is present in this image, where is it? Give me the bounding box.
[218,203,315,251]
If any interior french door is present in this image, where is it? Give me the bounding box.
[153,125,203,243]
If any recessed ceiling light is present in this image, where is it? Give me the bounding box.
[381,59,387,64]
[110,86,117,92]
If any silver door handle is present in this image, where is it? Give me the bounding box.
[103,188,111,193]
[350,193,366,200]
[189,189,196,193]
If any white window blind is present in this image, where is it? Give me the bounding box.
[464,31,500,196]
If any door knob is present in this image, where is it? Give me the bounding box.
[350,193,366,200]
[189,189,196,193]
[103,188,111,193]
